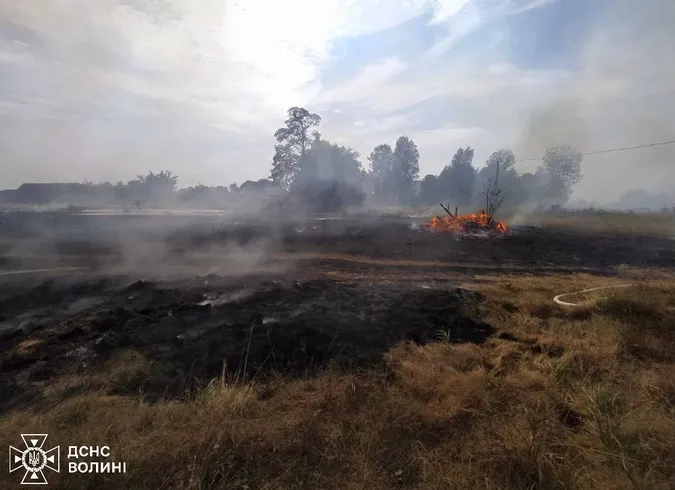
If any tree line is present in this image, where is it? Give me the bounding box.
[270,106,583,211]
[3,106,584,212]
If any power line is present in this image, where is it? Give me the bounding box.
[516,139,675,162]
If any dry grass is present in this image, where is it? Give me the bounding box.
[1,271,675,489]
[521,211,675,237]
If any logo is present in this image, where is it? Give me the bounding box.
[9,434,60,485]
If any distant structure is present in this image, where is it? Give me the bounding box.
[0,183,83,206]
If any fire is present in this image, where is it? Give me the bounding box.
[425,210,508,235]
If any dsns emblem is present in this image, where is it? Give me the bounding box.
[9,434,60,485]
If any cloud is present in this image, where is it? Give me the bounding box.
[428,0,557,55]
[0,0,438,187]
[412,125,486,149]
[320,59,567,112]
[315,58,568,174]
[314,57,408,106]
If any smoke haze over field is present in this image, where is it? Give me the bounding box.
[1,0,673,203]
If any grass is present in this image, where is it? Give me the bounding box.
[518,211,675,237]
[1,271,674,489]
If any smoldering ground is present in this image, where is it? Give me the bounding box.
[0,213,496,413]
[2,210,675,412]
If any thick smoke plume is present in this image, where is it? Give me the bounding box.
[516,0,675,204]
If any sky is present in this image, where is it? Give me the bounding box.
[1,0,674,202]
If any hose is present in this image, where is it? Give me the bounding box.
[553,284,634,306]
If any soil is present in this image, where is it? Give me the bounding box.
[0,273,489,409]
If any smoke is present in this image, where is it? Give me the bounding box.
[515,0,675,203]
[0,209,298,282]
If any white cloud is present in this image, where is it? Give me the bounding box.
[429,0,473,22]
[315,58,408,106]
[0,0,434,188]
[414,125,485,147]
[317,59,568,114]
[428,0,557,55]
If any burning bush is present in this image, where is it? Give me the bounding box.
[426,209,507,235]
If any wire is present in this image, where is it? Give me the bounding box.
[516,139,675,162]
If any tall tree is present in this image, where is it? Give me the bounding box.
[419,174,440,204]
[540,144,583,204]
[297,136,363,186]
[484,149,516,182]
[439,146,476,207]
[290,133,366,213]
[367,144,395,200]
[392,136,420,204]
[478,149,518,200]
[270,107,321,189]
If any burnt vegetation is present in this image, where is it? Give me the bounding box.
[1,252,674,489]
[0,107,674,489]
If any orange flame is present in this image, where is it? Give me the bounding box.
[425,210,507,235]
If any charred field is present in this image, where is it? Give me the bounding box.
[1,211,675,489]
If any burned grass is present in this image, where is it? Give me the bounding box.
[0,268,673,489]
[1,217,675,489]
[0,274,493,412]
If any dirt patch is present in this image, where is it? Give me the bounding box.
[0,274,492,406]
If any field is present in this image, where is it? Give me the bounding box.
[0,211,674,489]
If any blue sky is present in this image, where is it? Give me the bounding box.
[1,0,673,202]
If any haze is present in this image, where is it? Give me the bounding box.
[1,0,673,204]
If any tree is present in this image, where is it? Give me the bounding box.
[475,149,520,208]
[482,176,509,224]
[297,137,363,187]
[291,180,365,213]
[419,174,440,204]
[478,149,515,187]
[540,145,583,205]
[240,178,275,193]
[367,144,395,200]
[127,170,178,206]
[509,171,544,207]
[484,149,515,182]
[290,134,365,213]
[270,107,321,189]
[392,136,420,204]
[368,144,394,176]
[114,181,130,201]
[439,146,476,207]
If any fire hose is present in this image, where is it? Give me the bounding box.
[553,284,635,306]
[553,283,675,312]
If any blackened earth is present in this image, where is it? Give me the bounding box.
[0,273,491,410]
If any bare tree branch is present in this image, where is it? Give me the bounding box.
[439,203,456,219]
[482,177,510,224]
